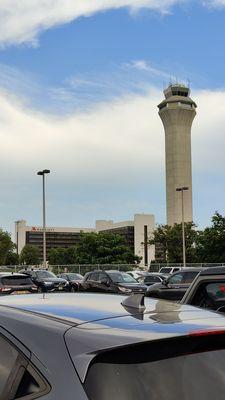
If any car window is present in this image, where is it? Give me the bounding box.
[182,271,199,284]
[109,272,137,283]
[206,282,225,300]
[1,276,33,286]
[0,334,50,399]
[160,268,172,273]
[145,276,161,283]
[99,273,107,281]
[84,340,225,400]
[173,268,180,272]
[91,273,100,281]
[0,335,19,397]
[168,273,184,285]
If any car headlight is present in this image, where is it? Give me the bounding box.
[119,286,132,293]
[44,281,53,285]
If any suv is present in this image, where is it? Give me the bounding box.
[0,273,37,295]
[0,293,225,398]
[82,270,147,294]
[181,267,225,312]
[20,269,68,292]
[146,268,205,301]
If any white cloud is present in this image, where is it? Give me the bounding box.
[203,0,225,6]
[1,84,225,231]
[124,60,175,80]
[0,0,184,46]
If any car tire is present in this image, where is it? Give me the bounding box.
[71,286,76,293]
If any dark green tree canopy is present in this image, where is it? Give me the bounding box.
[150,222,198,263]
[49,232,141,265]
[20,244,41,265]
[195,212,225,263]
[0,229,15,265]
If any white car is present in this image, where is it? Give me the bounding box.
[159,266,182,275]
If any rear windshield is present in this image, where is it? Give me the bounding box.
[84,338,225,400]
[1,276,33,286]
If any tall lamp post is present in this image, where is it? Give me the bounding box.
[37,169,50,268]
[176,186,189,268]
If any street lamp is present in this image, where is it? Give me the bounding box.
[176,186,189,268]
[37,169,50,268]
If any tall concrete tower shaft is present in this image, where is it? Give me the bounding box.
[158,84,197,226]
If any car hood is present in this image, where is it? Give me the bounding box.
[118,283,147,291]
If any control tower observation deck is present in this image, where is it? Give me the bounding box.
[158,84,197,226]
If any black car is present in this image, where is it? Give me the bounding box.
[20,269,68,292]
[0,272,37,295]
[146,268,205,301]
[1,293,225,399]
[82,270,147,294]
[137,272,167,286]
[58,273,84,292]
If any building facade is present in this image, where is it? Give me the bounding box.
[15,214,155,266]
[158,84,197,226]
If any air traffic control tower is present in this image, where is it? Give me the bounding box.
[158,84,197,226]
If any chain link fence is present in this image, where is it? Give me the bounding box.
[50,264,139,275]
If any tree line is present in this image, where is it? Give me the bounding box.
[1,212,225,266]
[150,212,225,263]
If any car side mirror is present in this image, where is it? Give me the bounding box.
[163,279,168,286]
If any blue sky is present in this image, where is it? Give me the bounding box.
[0,0,225,236]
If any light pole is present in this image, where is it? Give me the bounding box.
[37,169,50,268]
[176,186,189,268]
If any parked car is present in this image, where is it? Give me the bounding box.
[181,267,225,312]
[19,269,68,292]
[146,268,205,301]
[159,266,182,275]
[58,273,84,292]
[82,270,147,294]
[137,272,167,286]
[0,293,225,398]
[127,270,147,279]
[0,272,37,295]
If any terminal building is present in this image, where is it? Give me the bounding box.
[15,214,155,266]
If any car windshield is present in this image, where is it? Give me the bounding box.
[84,347,225,400]
[36,271,56,279]
[67,273,83,280]
[108,272,137,283]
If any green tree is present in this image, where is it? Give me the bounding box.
[150,222,198,263]
[5,251,19,265]
[75,232,141,264]
[48,233,141,265]
[20,245,41,265]
[0,229,15,265]
[195,212,225,262]
[48,248,68,265]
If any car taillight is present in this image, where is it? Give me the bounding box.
[0,287,11,292]
[189,328,225,337]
